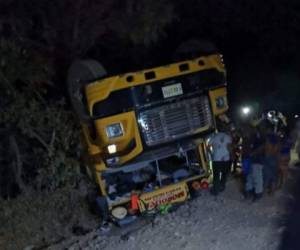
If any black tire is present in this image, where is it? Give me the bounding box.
[173,39,218,62]
[67,60,107,122]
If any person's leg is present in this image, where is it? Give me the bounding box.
[211,162,222,195]
[220,161,231,192]
[279,156,290,188]
[253,163,263,200]
[245,169,254,192]
[268,157,278,194]
[263,157,272,191]
[277,156,283,188]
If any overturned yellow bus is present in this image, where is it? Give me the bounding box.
[68,51,228,219]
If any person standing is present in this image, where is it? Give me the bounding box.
[278,131,292,188]
[241,127,254,178]
[208,129,232,196]
[264,130,280,194]
[244,128,265,201]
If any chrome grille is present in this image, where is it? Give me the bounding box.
[138,96,213,146]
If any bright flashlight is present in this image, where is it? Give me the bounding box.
[241,106,251,116]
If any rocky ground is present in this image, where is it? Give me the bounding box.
[48,168,300,250]
[2,167,299,250]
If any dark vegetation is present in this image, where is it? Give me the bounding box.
[0,0,300,249]
[0,0,176,198]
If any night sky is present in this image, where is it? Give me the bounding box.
[94,0,300,118]
[170,0,300,117]
[1,0,300,116]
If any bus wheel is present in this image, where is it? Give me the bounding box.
[67,60,107,122]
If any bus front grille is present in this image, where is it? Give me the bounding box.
[138,96,213,146]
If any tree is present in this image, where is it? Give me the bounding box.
[0,0,177,198]
[0,0,176,78]
[0,37,81,197]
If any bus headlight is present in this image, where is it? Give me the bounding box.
[107,144,117,154]
[106,123,124,138]
[216,96,226,109]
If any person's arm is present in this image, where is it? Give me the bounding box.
[228,143,234,160]
[207,134,216,148]
[226,135,233,159]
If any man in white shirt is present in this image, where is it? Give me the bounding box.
[208,130,232,196]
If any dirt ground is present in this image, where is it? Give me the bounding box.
[48,169,300,250]
[2,167,299,250]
